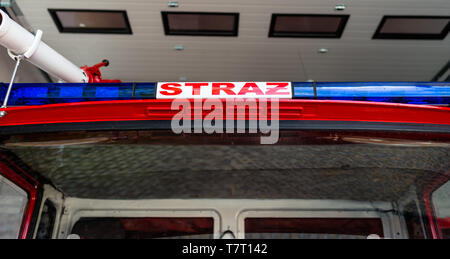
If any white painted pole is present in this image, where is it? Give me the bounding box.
[0,9,88,83]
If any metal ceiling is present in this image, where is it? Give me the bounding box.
[11,0,450,82]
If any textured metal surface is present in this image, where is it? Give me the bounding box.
[3,143,449,200]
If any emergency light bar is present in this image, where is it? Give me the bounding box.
[0,82,448,106]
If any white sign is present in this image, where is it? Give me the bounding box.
[156,82,292,99]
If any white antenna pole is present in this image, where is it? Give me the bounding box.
[0,9,88,83]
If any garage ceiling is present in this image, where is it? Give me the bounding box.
[12,0,450,82]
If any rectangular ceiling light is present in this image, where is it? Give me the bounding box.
[48,9,132,34]
[269,14,349,38]
[373,16,450,39]
[161,11,239,36]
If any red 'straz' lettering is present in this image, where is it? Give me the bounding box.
[185,83,209,95]
[238,82,264,95]
[159,83,182,96]
[265,82,290,95]
[212,83,236,95]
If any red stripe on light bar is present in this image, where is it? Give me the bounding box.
[0,99,449,127]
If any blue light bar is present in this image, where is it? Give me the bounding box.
[0,82,449,106]
[293,82,450,105]
[0,82,155,106]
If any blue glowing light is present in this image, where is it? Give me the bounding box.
[0,81,448,106]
